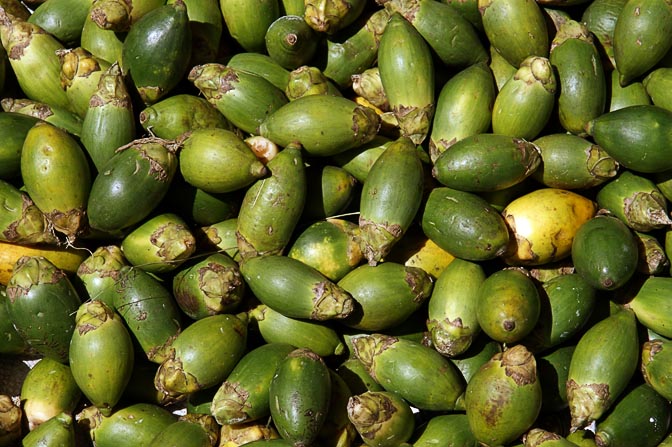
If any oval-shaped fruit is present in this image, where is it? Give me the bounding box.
[421,187,510,261]
[628,276,672,338]
[465,344,542,447]
[69,300,134,416]
[210,342,295,425]
[269,348,332,446]
[121,0,192,104]
[571,214,638,291]
[154,313,248,402]
[502,188,598,266]
[585,104,672,173]
[337,261,433,331]
[358,136,424,265]
[427,258,485,357]
[241,255,354,321]
[20,120,91,240]
[432,133,541,192]
[476,267,541,344]
[5,256,81,362]
[594,383,671,447]
[566,308,639,430]
[531,133,619,189]
[352,333,465,411]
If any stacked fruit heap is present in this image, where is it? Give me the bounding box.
[2,0,672,445]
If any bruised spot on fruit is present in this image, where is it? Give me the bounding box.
[352,334,397,378]
[567,379,610,430]
[77,322,98,335]
[500,345,537,386]
[174,286,199,315]
[216,381,252,421]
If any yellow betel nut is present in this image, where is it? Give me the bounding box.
[502,188,597,266]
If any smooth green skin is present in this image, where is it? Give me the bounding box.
[236,146,306,260]
[331,136,391,184]
[595,383,671,447]
[288,219,362,283]
[269,349,332,446]
[378,13,434,144]
[259,94,380,156]
[167,0,222,66]
[586,105,672,173]
[412,413,479,447]
[387,0,487,67]
[522,273,596,352]
[359,136,424,265]
[432,133,541,192]
[5,257,81,362]
[112,266,182,363]
[537,344,576,413]
[180,128,266,194]
[571,215,638,291]
[147,420,211,447]
[139,94,231,139]
[479,0,549,67]
[429,62,496,162]
[353,334,465,411]
[80,10,124,65]
[531,133,619,189]
[22,412,75,447]
[491,56,556,140]
[644,67,672,111]
[249,304,345,357]
[609,68,651,111]
[172,252,244,320]
[189,62,288,135]
[629,276,672,338]
[211,342,295,425]
[642,339,672,401]
[265,15,318,70]
[566,309,639,430]
[87,139,178,233]
[422,187,510,261]
[166,180,240,226]
[220,0,279,52]
[1,21,71,112]
[20,121,91,236]
[336,358,384,396]
[427,258,485,357]
[320,8,389,88]
[20,358,82,428]
[226,52,290,90]
[337,262,433,331]
[476,268,540,344]
[0,285,30,354]
[596,170,670,232]
[83,403,176,447]
[464,346,542,447]
[302,165,356,221]
[581,0,628,67]
[449,337,502,385]
[613,0,672,85]
[121,1,192,104]
[156,314,247,397]
[81,63,136,171]
[69,301,134,416]
[550,20,606,136]
[0,112,39,180]
[566,429,598,447]
[241,255,353,321]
